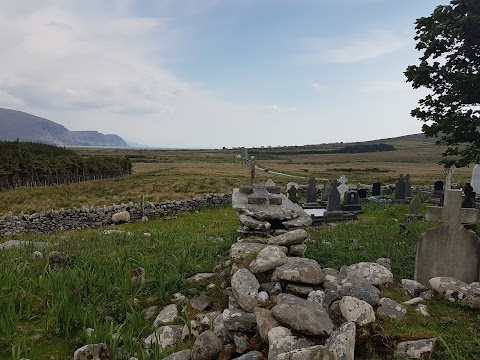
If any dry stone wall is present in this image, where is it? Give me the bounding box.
[0,193,231,236]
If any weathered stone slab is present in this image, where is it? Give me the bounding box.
[230,243,265,262]
[376,297,407,321]
[222,309,257,332]
[239,214,271,231]
[272,257,324,285]
[266,229,308,246]
[232,188,307,221]
[339,296,375,326]
[254,307,281,343]
[277,346,335,360]
[153,304,178,327]
[415,190,480,285]
[282,215,312,229]
[231,268,260,312]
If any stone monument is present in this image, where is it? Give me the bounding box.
[306,177,317,203]
[394,174,406,200]
[471,164,480,195]
[372,182,381,197]
[337,175,349,202]
[415,190,479,285]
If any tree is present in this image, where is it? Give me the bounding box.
[405,0,480,167]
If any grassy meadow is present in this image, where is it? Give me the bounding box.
[1,138,479,359]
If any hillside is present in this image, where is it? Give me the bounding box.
[0,108,129,147]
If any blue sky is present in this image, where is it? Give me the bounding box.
[0,0,449,148]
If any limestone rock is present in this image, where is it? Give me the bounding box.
[74,343,110,360]
[282,215,313,229]
[277,346,335,360]
[272,257,324,285]
[153,304,178,327]
[190,294,213,311]
[307,290,326,308]
[339,296,375,326]
[188,273,216,283]
[191,331,223,360]
[144,325,183,349]
[267,229,308,246]
[249,246,288,274]
[416,304,430,317]
[254,307,281,343]
[401,279,426,297]
[231,243,265,262]
[239,214,271,231]
[429,277,480,309]
[222,309,257,332]
[375,258,391,271]
[403,297,424,306]
[289,244,307,257]
[337,279,381,306]
[267,326,316,360]
[325,322,356,360]
[272,293,335,337]
[231,268,260,312]
[233,332,250,354]
[339,262,393,286]
[395,338,436,359]
[376,298,407,321]
[285,283,314,296]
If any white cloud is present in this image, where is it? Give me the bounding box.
[298,31,407,64]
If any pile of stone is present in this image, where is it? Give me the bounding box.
[232,185,312,238]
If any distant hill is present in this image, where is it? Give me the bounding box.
[0,108,129,147]
[71,131,128,147]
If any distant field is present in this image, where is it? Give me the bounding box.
[0,135,474,215]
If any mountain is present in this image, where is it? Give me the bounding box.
[0,108,129,147]
[126,140,150,148]
[71,131,128,147]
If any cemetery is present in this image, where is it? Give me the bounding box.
[1,151,480,360]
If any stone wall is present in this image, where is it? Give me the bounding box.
[0,193,231,236]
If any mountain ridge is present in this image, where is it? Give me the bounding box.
[0,108,129,147]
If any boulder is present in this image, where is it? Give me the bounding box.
[222,309,257,332]
[272,294,335,337]
[339,262,393,286]
[254,307,281,343]
[153,304,178,327]
[272,257,324,285]
[376,298,407,321]
[339,296,375,326]
[231,243,265,262]
[395,338,436,359]
[191,331,223,360]
[267,327,316,360]
[267,229,308,246]
[325,322,356,360]
[231,268,260,312]
[73,343,110,360]
[401,279,426,297]
[249,246,288,274]
[429,277,480,309]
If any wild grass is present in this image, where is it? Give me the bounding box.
[0,206,238,359]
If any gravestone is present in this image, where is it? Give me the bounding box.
[445,167,454,190]
[250,156,255,186]
[306,177,317,203]
[321,181,332,201]
[337,175,349,202]
[357,188,368,199]
[461,183,476,209]
[405,174,412,197]
[406,195,423,221]
[327,180,341,212]
[342,191,361,212]
[288,186,299,204]
[394,174,406,200]
[433,180,444,194]
[415,190,480,285]
[372,182,381,197]
[471,164,480,194]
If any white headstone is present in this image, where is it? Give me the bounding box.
[471,164,480,194]
[445,167,454,190]
[337,175,349,202]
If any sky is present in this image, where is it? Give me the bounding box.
[0,0,450,148]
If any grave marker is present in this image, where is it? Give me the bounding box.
[415,190,480,285]
[357,188,368,199]
[394,174,406,200]
[287,186,299,204]
[471,164,480,195]
[306,177,317,203]
[321,181,332,201]
[337,175,349,202]
[372,182,381,197]
[405,174,412,197]
[327,180,341,212]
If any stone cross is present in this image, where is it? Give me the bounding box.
[306,177,317,203]
[415,190,480,285]
[337,175,349,202]
[250,156,255,186]
[445,166,454,190]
